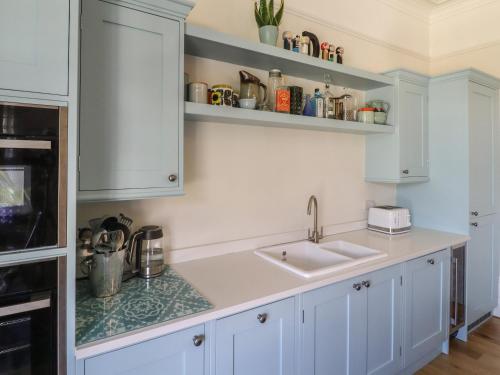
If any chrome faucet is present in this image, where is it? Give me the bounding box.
[307,195,324,243]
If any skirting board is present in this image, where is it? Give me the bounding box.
[493,276,500,317]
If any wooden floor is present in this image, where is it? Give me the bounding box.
[418,317,500,374]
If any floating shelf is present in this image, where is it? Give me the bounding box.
[184,102,394,135]
[185,24,394,91]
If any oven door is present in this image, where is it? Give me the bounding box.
[0,139,59,252]
[0,291,55,375]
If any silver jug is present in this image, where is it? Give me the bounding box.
[82,247,126,298]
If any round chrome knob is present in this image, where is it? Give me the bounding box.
[427,259,435,265]
[402,170,409,175]
[257,313,267,324]
[471,222,478,227]
[193,335,204,347]
[168,174,177,182]
[353,283,362,291]
[362,280,371,288]
[471,211,479,216]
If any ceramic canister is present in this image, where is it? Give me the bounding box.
[188,82,208,103]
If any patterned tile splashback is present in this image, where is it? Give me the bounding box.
[76,266,212,346]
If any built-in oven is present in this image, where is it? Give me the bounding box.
[0,257,66,375]
[0,103,67,253]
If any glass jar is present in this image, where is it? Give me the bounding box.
[323,84,335,119]
[267,69,283,111]
[357,107,375,123]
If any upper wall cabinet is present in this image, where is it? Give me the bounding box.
[78,0,192,202]
[0,0,69,95]
[365,70,429,183]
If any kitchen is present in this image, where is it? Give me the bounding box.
[0,0,499,374]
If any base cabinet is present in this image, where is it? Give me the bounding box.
[215,298,295,375]
[468,215,497,324]
[403,249,450,368]
[83,325,205,375]
[302,264,403,375]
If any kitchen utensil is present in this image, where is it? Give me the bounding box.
[188,82,208,103]
[239,71,267,108]
[88,216,107,232]
[82,248,126,297]
[239,98,257,109]
[76,228,94,279]
[128,225,165,279]
[91,228,107,247]
[101,216,118,230]
[103,221,131,247]
[108,230,125,252]
[118,213,133,228]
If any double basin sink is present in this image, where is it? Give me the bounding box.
[255,240,387,278]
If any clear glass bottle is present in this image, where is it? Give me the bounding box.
[267,69,283,111]
[313,88,325,118]
[323,84,335,119]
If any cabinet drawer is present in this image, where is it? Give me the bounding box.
[84,325,205,375]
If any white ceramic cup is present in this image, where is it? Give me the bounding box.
[239,98,257,109]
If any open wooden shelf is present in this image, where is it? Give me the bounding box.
[185,24,394,91]
[184,102,394,135]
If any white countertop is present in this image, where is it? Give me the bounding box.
[76,227,469,360]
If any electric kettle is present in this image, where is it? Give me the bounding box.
[128,225,165,279]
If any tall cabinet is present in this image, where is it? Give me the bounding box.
[78,0,192,201]
[398,69,500,332]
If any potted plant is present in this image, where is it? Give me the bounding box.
[254,0,284,46]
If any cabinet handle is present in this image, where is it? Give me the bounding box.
[471,222,478,227]
[257,313,267,324]
[353,283,362,291]
[427,259,435,265]
[362,280,371,288]
[402,170,409,175]
[168,174,178,182]
[471,211,479,216]
[192,335,204,347]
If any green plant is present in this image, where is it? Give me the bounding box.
[254,0,284,27]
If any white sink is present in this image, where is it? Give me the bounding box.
[255,240,387,278]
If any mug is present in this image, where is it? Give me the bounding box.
[211,84,233,106]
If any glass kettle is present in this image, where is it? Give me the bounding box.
[128,225,165,279]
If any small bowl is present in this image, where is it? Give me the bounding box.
[239,98,257,110]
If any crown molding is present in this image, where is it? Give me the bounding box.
[431,38,500,61]
[283,5,430,62]
[429,0,499,23]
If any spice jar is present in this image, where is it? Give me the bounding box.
[357,107,375,123]
[275,86,291,113]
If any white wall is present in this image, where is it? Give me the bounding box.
[78,0,432,254]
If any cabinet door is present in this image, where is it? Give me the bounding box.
[0,0,69,95]
[403,249,449,367]
[399,81,428,178]
[84,325,205,375]
[365,265,403,375]
[215,298,295,375]
[80,0,180,196]
[302,278,367,375]
[468,214,498,324]
[469,82,498,217]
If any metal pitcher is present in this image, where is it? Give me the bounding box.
[82,247,126,298]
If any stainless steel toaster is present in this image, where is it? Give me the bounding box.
[368,206,411,235]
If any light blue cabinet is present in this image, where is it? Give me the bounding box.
[84,325,206,375]
[468,215,497,324]
[215,298,295,375]
[302,264,402,375]
[78,0,188,201]
[403,249,449,368]
[365,70,429,183]
[0,0,69,95]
